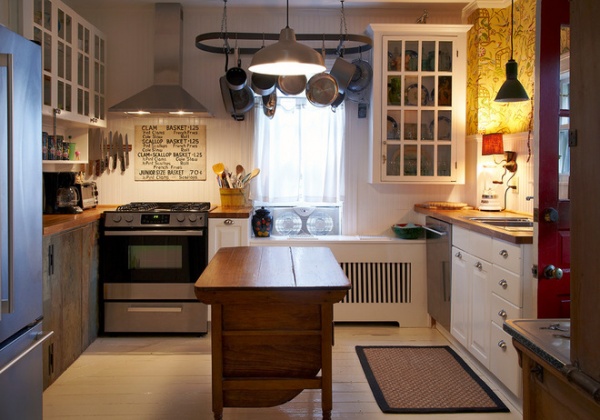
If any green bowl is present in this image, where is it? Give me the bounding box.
[392,223,424,239]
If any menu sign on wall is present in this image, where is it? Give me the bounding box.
[134,125,207,181]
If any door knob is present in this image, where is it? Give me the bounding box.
[544,265,564,279]
[543,207,559,223]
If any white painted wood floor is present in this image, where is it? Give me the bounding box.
[43,324,523,419]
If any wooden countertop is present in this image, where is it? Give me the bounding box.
[414,206,533,244]
[208,205,253,218]
[195,246,351,303]
[43,205,117,236]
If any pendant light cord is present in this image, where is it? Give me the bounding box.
[510,0,514,60]
[286,0,290,28]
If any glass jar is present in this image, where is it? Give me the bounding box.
[252,207,273,237]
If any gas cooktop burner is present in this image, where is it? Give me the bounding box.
[116,202,211,212]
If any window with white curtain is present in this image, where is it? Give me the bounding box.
[251,97,345,205]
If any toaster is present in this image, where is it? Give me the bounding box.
[77,182,98,209]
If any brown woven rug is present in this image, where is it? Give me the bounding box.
[356,346,509,414]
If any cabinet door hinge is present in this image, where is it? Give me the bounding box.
[48,244,54,276]
[48,342,54,375]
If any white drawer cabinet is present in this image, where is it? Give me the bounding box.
[208,217,250,261]
[451,225,532,399]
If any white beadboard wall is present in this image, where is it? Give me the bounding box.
[65,3,532,236]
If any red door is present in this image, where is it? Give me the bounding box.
[537,0,571,318]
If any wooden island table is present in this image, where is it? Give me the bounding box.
[194,246,351,420]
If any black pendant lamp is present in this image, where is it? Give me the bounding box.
[495,0,529,102]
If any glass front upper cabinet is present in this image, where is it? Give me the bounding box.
[368,25,470,184]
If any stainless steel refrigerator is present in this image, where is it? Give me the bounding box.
[0,25,50,419]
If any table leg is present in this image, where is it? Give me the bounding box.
[321,304,334,418]
[211,305,224,420]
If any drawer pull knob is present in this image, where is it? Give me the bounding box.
[224,219,234,225]
[455,252,462,259]
[500,249,509,258]
[498,340,507,350]
[475,261,483,270]
[498,279,508,289]
[498,309,507,318]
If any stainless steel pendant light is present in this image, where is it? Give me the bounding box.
[248,0,326,75]
[495,0,529,102]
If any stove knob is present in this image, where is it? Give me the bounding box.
[111,215,122,223]
[176,214,185,223]
[124,215,134,223]
[188,214,198,222]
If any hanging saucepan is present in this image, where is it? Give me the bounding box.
[330,56,355,94]
[347,56,373,93]
[262,90,277,119]
[306,73,338,107]
[231,85,254,120]
[225,48,247,91]
[251,73,278,96]
[277,75,307,96]
[306,43,339,107]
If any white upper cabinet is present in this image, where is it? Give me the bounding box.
[367,24,470,184]
[23,0,106,128]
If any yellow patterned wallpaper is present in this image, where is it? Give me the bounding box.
[466,0,536,135]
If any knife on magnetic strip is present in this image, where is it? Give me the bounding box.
[118,132,125,172]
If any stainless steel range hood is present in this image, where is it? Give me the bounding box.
[109,3,211,116]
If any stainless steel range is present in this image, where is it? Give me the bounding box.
[101,202,210,334]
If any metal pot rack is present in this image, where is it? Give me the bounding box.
[195,32,372,57]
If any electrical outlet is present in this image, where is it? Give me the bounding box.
[510,176,519,194]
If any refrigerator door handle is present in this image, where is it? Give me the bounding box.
[0,331,53,376]
[0,52,14,317]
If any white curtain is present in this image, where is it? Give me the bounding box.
[252,97,345,204]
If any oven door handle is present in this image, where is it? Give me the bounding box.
[104,230,205,237]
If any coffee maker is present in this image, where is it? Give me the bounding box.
[43,172,83,214]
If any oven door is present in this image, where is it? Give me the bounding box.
[102,230,207,284]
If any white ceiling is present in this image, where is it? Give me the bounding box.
[63,0,481,10]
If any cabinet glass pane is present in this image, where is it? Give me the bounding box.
[57,41,64,78]
[438,145,452,176]
[77,52,83,85]
[437,76,452,106]
[405,41,418,71]
[404,76,418,106]
[386,144,401,176]
[43,0,52,30]
[100,64,105,94]
[84,91,89,115]
[78,24,83,50]
[65,84,72,112]
[58,9,65,40]
[100,38,105,63]
[34,0,43,25]
[387,111,401,140]
[44,33,52,72]
[422,41,435,72]
[439,41,453,72]
[34,27,42,47]
[404,144,417,176]
[58,80,64,109]
[421,110,434,140]
[100,96,105,120]
[84,28,90,54]
[43,75,51,106]
[85,56,89,88]
[404,110,417,140]
[66,46,72,81]
[421,145,434,176]
[77,88,83,114]
[422,75,434,106]
[94,62,99,92]
[388,40,402,71]
[94,95,100,118]
[94,35,100,60]
[438,110,452,140]
[65,14,72,43]
[387,76,402,105]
